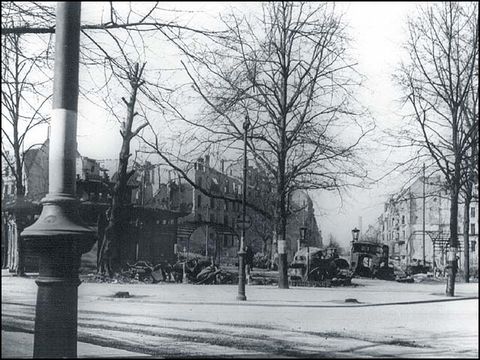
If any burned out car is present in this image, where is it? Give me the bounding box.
[350,241,395,280]
[288,247,352,285]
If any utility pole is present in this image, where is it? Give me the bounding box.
[423,164,426,266]
[21,3,95,358]
[237,116,249,301]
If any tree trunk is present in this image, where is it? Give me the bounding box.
[101,145,130,276]
[277,162,289,288]
[12,33,26,276]
[98,63,145,276]
[463,195,471,283]
[446,184,460,296]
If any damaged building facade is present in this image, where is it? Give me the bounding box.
[380,175,478,274]
[3,141,323,272]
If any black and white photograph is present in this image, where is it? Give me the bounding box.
[1,1,478,358]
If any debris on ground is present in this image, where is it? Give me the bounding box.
[113,291,131,298]
[173,260,238,285]
[412,273,443,283]
[396,275,415,283]
[81,272,141,284]
[249,274,277,286]
[253,253,272,269]
[374,266,396,281]
[345,298,360,303]
[82,256,242,285]
[406,264,431,276]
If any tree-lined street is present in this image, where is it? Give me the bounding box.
[2,272,478,358]
[1,2,478,358]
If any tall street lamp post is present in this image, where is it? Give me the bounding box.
[237,116,250,301]
[21,3,96,358]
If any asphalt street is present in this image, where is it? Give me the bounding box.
[2,272,478,358]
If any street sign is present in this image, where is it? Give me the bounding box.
[236,215,252,230]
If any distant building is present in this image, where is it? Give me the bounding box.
[1,151,16,204]
[380,175,478,273]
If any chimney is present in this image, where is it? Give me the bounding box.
[205,155,210,168]
[221,159,225,173]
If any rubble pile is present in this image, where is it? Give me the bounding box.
[81,272,142,284]
[253,253,272,269]
[82,257,240,285]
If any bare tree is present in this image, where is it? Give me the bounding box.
[1,1,224,275]
[1,1,221,37]
[154,2,372,287]
[1,3,53,275]
[83,27,149,275]
[460,56,479,282]
[396,2,478,295]
[1,33,51,198]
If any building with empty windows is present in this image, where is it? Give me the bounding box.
[380,175,478,273]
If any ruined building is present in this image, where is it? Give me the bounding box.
[380,175,478,273]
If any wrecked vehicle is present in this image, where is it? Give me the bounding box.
[288,247,352,285]
[123,261,173,283]
[170,253,236,284]
[349,241,395,280]
[405,263,431,276]
[172,258,237,284]
[172,256,210,283]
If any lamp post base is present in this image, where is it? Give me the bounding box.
[22,199,95,358]
[237,250,247,301]
[34,248,81,358]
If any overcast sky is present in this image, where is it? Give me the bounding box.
[20,2,430,248]
[312,2,423,247]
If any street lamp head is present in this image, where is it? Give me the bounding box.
[351,227,360,242]
[243,115,250,130]
[300,225,307,242]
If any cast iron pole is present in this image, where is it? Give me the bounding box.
[237,116,249,301]
[21,3,95,358]
[422,163,426,266]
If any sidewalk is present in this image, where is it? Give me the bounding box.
[2,271,478,358]
[1,330,148,358]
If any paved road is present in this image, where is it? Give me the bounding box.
[2,274,478,358]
